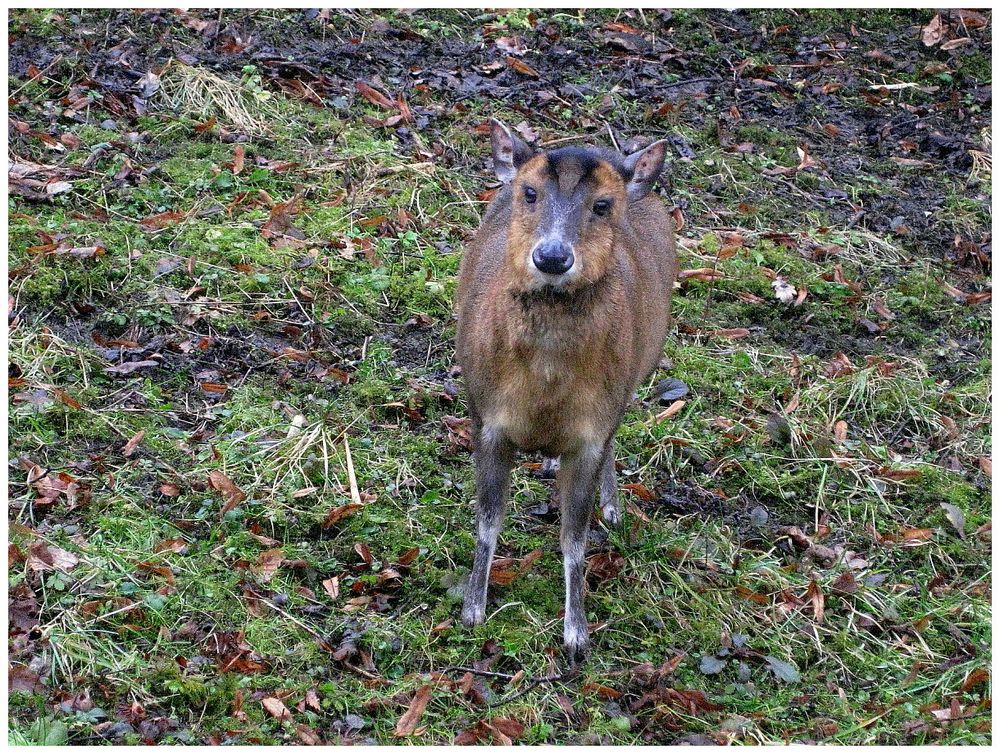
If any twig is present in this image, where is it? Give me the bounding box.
[436,665,580,706]
[661,76,715,89]
[343,436,362,507]
[701,242,724,322]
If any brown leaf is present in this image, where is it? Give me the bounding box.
[830,570,858,594]
[487,717,525,744]
[295,724,322,745]
[253,548,284,583]
[823,352,855,378]
[355,542,374,565]
[230,144,245,175]
[654,399,686,422]
[956,9,989,29]
[322,503,362,528]
[518,548,544,575]
[9,664,43,694]
[396,94,413,123]
[505,56,539,78]
[805,580,825,623]
[581,682,622,699]
[878,467,922,482]
[27,542,79,573]
[900,527,934,544]
[262,696,292,721]
[159,483,180,497]
[678,267,724,282]
[194,115,217,133]
[53,388,81,409]
[394,685,433,737]
[355,80,395,109]
[959,667,990,693]
[208,469,246,516]
[153,538,188,554]
[303,688,322,713]
[622,483,656,501]
[321,576,339,600]
[587,550,625,582]
[442,415,474,452]
[121,430,145,457]
[139,210,186,231]
[711,328,751,339]
[921,14,945,46]
[940,37,972,51]
[978,456,991,478]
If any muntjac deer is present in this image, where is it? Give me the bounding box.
[455,120,677,660]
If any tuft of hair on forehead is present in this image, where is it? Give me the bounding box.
[543,146,628,193]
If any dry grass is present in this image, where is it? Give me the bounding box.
[158,60,283,135]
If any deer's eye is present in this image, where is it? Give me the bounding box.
[523,186,537,204]
[593,198,612,216]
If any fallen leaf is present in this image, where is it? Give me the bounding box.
[922,15,946,46]
[322,503,362,528]
[655,399,686,422]
[121,430,145,457]
[262,697,292,721]
[354,542,374,565]
[900,527,934,544]
[772,277,797,304]
[394,685,433,737]
[959,667,990,693]
[940,37,972,51]
[711,328,751,339]
[139,210,186,232]
[622,483,656,501]
[153,538,188,554]
[979,456,991,477]
[940,503,966,539]
[104,360,159,375]
[830,570,858,594]
[581,682,622,699]
[505,56,539,78]
[295,724,322,745]
[765,656,800,683]
[322,576,339,600]
[53,388,81,409]
[253,548,284,583]
[208,470,246,516]
[27,542,79,573]
[303,688,322,713]
[806,580,825,623]
[230,144,245,175]
[355,80,395,109]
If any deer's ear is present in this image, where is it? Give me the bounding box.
[490,119,535,183]
[623,139,669,200]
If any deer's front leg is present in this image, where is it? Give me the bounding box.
[557,441,605,662]
[462,424,515,627]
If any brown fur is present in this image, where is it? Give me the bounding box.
[456,165,677,457]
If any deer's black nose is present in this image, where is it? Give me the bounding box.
[532,240,574,275]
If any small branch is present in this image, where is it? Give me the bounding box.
[436,664,580,706]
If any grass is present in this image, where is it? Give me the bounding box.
[7,7,991,746]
